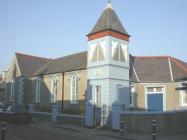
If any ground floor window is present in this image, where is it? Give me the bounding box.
[70,73,78,103]
[116,84,122,101]
[35,78,41,103]
[130,86,135,107]
[10,79,15,102]
[181,90,187,106]
[51,76,58,103]
[94,85,101,107]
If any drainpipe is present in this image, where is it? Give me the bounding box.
[61,72,64,113]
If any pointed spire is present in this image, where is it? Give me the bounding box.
[88,1,129,36]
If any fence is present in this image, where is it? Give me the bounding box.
[120,110,187,134]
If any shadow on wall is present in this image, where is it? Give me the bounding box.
[5,76,86,115]
[31,76,86,115]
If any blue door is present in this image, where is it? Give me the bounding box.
[147,93,163,111]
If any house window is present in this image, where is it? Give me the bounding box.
[130,86,135,107]
[70,73,78,103]
[116,84,122,101]
[182,90,187,105]
[35,78,41,103]
[94,85,101,107]
[91,44,105,62]
[146,87,164,93]
[10,79,15,102]
[50,76,57,103]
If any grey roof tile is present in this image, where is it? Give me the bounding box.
[15,53,51,77]
[34,51,87,76]
[22,51,187,83]
[88,5,129,36]
[130,56,172,83]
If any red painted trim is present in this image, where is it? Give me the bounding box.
[88,30,130,41]
[170,57,187,73]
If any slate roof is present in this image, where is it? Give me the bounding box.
[88,3,129,36]
[34,51,87,76]
[130,56,187,83]
[33,51,187,83]
[15,53,51,77]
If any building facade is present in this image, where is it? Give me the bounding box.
[4,2,187,115]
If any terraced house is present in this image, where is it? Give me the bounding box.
[4,2,187,116]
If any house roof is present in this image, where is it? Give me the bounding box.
[33,51,187,83]
[15,53,51,77]
[34,51,87,76]
[130,56,187,83]
[88,2,129,36]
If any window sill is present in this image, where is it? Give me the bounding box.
[180,104,187,107]
[35,102,41,104]
[69,102,78,105]
[129,105,136,108]
[50,102,57,104]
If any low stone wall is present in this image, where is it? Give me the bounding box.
[58,114,85,126]
[0,112,32,123]
[32,112,51,122]
[31,111,85,126]
[120,110,187,134]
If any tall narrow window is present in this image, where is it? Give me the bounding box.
[51,76,57,103]
[130,86,135,107]
[182,90,187,105]
[116,84,122,101]
[94,85,101,107]
[35,78,41,103]
[70,74,78,103]
[10,79,15,102]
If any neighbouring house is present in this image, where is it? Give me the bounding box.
[4,1,187,118]
[175,74,187,109]
[0,71,7,105]
[0,81,6,104]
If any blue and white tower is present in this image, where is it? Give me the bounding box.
[87,2,130,111]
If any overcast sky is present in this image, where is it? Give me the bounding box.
[0,0,187,71]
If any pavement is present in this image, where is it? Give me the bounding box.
[2,122,187,140]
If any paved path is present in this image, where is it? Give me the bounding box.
[4,123,127,140]
[2,123,187,140]
[5,124,90,140]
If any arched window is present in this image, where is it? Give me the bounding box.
[10,79,15,102]
[70,73,78,103]
[51,76,58,103]
[35,78,41,103]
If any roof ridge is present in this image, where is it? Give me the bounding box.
[32,51,87,76]
[15,52,51,60]
[53,51,87,61]
[133,56,170,59]
[169,57,187,73]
